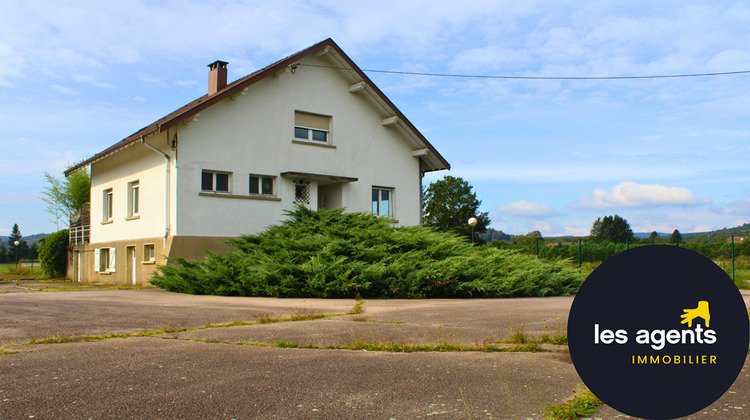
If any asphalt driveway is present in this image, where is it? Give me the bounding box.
[1,287,748,419]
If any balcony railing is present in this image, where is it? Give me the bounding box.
[70,225,90,245]
[69,202,90,246]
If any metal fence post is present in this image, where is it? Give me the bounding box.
[732,235,734,281]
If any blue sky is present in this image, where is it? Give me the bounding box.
[2,1,749,237]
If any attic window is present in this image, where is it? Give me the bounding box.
[294,111,330,143]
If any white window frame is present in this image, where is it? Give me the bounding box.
[128,180,140,217]
[201,170,232,193]
[144,244,155,263]
[103,188,113,222]
[249,174,276,196]
[372,187,394,219]
[94,247,116,272]
[294,111,331,144]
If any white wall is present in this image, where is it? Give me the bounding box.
[90,135,171,243]
[174,54,422,237]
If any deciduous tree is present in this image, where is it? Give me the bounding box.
[590,215,635,244]
[423,176,489,242]
[41,168,90,228]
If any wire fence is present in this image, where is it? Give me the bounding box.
[493,236,749,283]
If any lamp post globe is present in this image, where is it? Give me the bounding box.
[468,217,478,245]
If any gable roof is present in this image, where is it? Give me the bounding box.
[65,38,450,176]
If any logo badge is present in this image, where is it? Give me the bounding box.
[568,246,749,419]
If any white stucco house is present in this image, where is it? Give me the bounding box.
[66,38,450,285]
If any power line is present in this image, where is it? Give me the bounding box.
[295,63,750,80]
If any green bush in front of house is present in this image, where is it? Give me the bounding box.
[38,229,69,279]
[151,207,581,298]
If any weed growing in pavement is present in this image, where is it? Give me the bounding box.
[544,388,602,420]
[348,298,365,315]
[506,324,529,344]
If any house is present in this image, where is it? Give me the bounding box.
[65,38,450,285]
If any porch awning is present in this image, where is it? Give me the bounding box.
[280,171,358,185]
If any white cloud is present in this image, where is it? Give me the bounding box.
[496,200,558,218]
[573,182,701,209]
[51,84,78,96]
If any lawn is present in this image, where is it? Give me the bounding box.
[0,263,44,278]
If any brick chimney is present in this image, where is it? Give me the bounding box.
[208,60,228,95]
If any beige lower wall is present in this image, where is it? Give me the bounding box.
[68,236,236,285]
[166,236,235,262]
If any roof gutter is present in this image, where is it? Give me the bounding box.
[140,136,171,247]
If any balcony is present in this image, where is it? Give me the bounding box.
[69,203,90,246]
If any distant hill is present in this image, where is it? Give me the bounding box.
[0,233,50,245]
[634,232,669,239]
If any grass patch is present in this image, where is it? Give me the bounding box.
[32,284,152,292]
[545,388,602,420]
[343,341,546,353]
[16,310,338,350]
[0,345,18,355]
[152,207,581,298]
[348,299,365,315]
[505,325,529,344]
[349,317,404,324]
[0,263,43,278]
[540,334,568,345]
[182,338,549,353]
[257,310,328,324]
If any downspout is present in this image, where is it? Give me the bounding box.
[141,136,171,247]
[419,159,425,225]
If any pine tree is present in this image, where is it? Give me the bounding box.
[671,229,683,245]
[8,223,22,247]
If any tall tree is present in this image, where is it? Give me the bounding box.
[8,223,22,247]
[590,215,635,243]
[41,167,91,228]
[423,176,490,242]
[648,231,660,244]
[671,229,683,245]
[513,230,544,245]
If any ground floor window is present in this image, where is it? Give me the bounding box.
[372,187,393,218]
[144,244,155,262]
[249,174,275,195]
[294,180,310,204]
[95,247,116,272]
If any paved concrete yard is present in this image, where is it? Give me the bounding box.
[1,287,748,419]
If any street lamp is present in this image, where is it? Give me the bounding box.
[468,217,478,245]
[13,240,19,268]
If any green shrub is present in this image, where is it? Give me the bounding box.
[38,229,69,279]
[152,207,581,298]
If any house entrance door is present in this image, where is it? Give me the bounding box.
[126,246,136,285]
[75,251,81,282]
[317,184,342,210]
